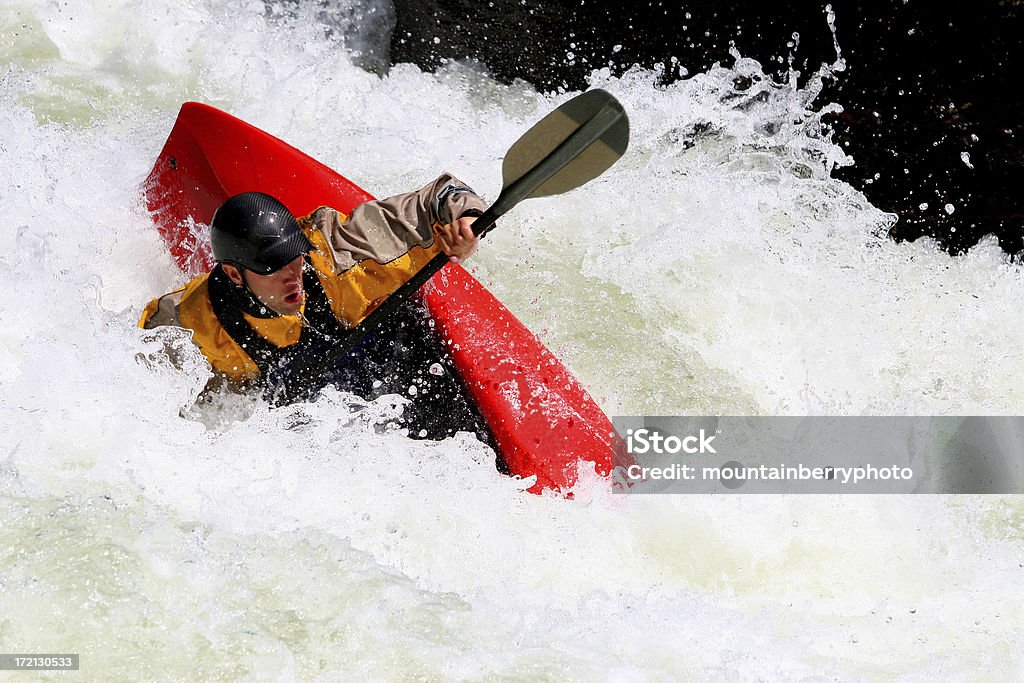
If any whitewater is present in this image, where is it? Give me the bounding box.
[1,0,1022,679]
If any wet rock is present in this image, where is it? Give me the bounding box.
[388,0,1023,254]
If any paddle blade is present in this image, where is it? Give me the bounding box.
[501,89,629,202]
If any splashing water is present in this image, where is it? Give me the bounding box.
[2,0,1023,679]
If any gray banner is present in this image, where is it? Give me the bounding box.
[0,654,79,670]
[612,417,1024,494]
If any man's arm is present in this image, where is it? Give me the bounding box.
[311,173,485,270]
[139,289,185,329]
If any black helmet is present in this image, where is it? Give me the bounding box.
[210,192,314,274]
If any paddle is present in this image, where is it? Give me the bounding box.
[270,88,630,405]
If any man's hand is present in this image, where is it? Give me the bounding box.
[436,216,480,264]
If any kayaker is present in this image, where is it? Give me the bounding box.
[139,173,491,440]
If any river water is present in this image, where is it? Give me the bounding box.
[1,0,1022,679]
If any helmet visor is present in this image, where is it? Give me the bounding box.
[246,230,315,275]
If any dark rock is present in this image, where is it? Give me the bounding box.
[387,0,1023,254]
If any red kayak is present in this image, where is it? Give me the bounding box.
[144,102,620,493]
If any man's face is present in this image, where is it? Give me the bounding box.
[224,256,305,316]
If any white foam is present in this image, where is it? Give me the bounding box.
[1,0,1022,678]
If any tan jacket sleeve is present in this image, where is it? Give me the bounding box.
[310,172,486,272]
[140,289,184,329]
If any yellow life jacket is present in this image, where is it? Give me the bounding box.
[139,211,443,382]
